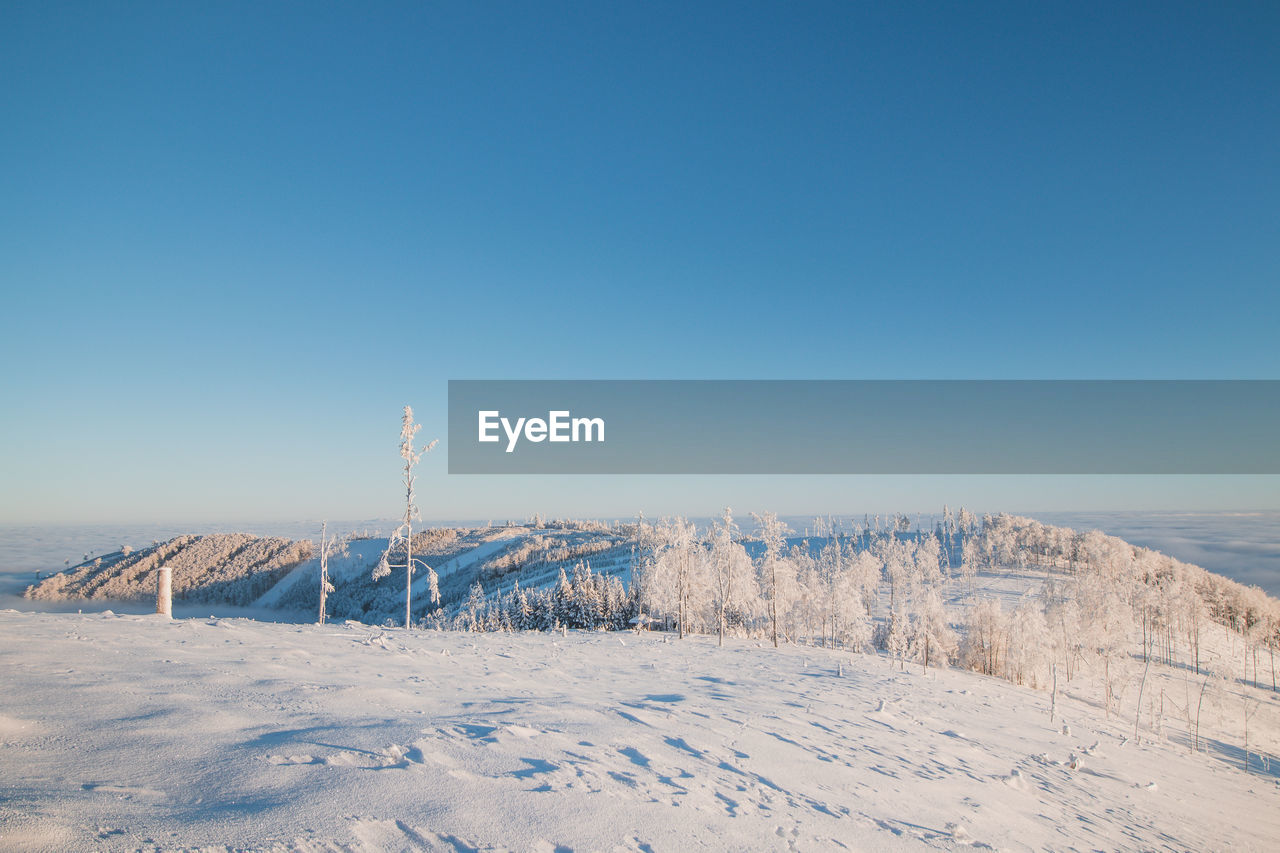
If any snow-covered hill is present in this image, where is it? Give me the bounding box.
[24,534,313,607]
[0,609,1276,851]
[22,524,637,627]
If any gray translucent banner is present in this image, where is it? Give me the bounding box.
[447,380,1280,474]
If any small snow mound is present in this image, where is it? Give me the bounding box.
[323,746,413,769]
[1002,768,1026,789]
[946,822,971,843]
[503,725,540,740]
[0,714,39,738]
[1061,724,1071,736]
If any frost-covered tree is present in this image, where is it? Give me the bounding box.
[876,534,916,613]
[915,533,945,586]
[710,507,754,646]
[822,538,873,652]
[552,565,575,628]
[753,512,794,648]
[814,535,842,647]
[317,521,348,625]
[569,561,604,628]
[793,545,823,645]
[910,587,957,671]
[1076,571,1135,718]
[1005,598,1049,687]
[960,536,981,595]
[646,517,705,638]
[960,598,1006,676]
[374,406,439,628]
[885,603,911,669]
[463,580,487,631]
[1043,585,1083,682]
[849,549,881,617]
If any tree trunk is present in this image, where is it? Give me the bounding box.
[405,520,413,629]
[1134,655,1150,744]
[318,523,328,626]
[318,567,327,625]
[770,561,779,648]
[1050,662,1057,723]
[404,456,414,629]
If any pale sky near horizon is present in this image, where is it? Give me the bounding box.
[2,2,1277,524]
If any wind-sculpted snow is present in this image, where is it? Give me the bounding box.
[24,534,313,607]
[0,610,1276,850]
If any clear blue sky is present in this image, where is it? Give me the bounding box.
[2,1,1277,524]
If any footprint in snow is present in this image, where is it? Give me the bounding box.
[81,782,168,801]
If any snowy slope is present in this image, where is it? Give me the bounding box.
[254,539,395,611]
[25,534,313,607]
[411,527,532,600]
[1,609,1277,852]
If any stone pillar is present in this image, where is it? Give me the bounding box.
[156,566,172,619]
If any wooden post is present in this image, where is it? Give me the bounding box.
[156,566,172,619]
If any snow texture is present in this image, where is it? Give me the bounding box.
[1,608,1277,851]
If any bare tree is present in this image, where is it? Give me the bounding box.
[374,406,439,627]
[317,521,348,625]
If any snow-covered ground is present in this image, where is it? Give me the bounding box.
[2,609,1277,852]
